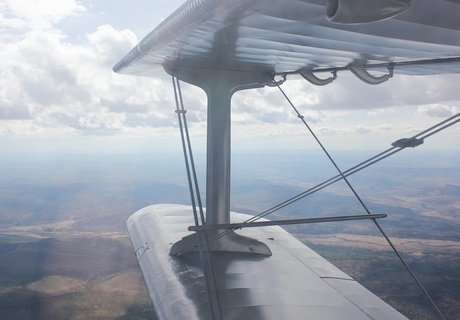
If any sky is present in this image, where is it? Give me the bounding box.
[1,0,459,154]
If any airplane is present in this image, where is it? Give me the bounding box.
[113,1,460,319]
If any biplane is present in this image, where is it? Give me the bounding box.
[114,1,460,319]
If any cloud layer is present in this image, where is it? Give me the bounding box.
[0,0,459,146]
[1,1,174,136]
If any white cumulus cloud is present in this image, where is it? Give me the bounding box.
[0,0,459,150]
[0,8,182,136]
[418,104,457,118]
[1,0,85,30]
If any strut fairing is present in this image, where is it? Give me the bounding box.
[128,205,409,320]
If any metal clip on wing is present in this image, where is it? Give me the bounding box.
[299,70,337,86]
[267,74,287,87]
[391,137,424,148]
[348,64,394,84]
[135,242,149,260]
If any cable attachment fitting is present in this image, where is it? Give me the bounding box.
[299,70,337,86]
[267,74,287,87]
[348,63,393,85]
[391,137,424,148]
[175,109,187,114]
[135,242,149,260]
[297,115,305,120]
[388,64,394,77]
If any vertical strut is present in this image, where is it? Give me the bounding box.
[169,68,272,256]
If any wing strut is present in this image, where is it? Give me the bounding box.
[169,68,272,256]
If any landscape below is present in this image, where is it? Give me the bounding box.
[0,150,458,320]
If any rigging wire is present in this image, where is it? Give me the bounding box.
[173,74,459,318]
[172,76,201,226]
[203,87,458,320]
[175,79,206,226]
[172,76,222,319]
[248,114,459,219]
[274,83,449,320]
[171,69,459,317]
[209,113,459,241]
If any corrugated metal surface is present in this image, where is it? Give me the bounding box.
[127,204,409,320]
[114,0,460,77]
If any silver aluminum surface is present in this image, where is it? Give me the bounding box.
[114,0,460,77]
[127,204,409,320]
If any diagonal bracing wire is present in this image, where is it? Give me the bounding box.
[172,76,202,228]
[243,112,459,222]
[275,83,449,320]
[174,78,206,225]
[172,76,222,319]
[209,112,459,240]
[204,87,458,320]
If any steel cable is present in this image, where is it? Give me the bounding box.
[209,113,459,242]
[172,76,222,320]
[272,83,450,320]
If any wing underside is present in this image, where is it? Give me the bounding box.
[114,0,460,77]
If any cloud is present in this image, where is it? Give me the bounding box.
[417,104,457,118]
[309,123,416,137]
[232,88,324,125]
[1,0,190,136]
[87,25,139,67]
[1,0,459,144]
[0,9,173,135]
[0,103,31,120]
[355,126,371,135]
[1,0,85,30]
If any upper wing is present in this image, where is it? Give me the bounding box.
[113,0,460,77]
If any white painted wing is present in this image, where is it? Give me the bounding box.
[128,205,409,320]
[114,0,460,77]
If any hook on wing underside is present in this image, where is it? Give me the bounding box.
[299,70,337,86]
[297,62,393,86]
[348,63,394,84]
[291,57,460,87]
